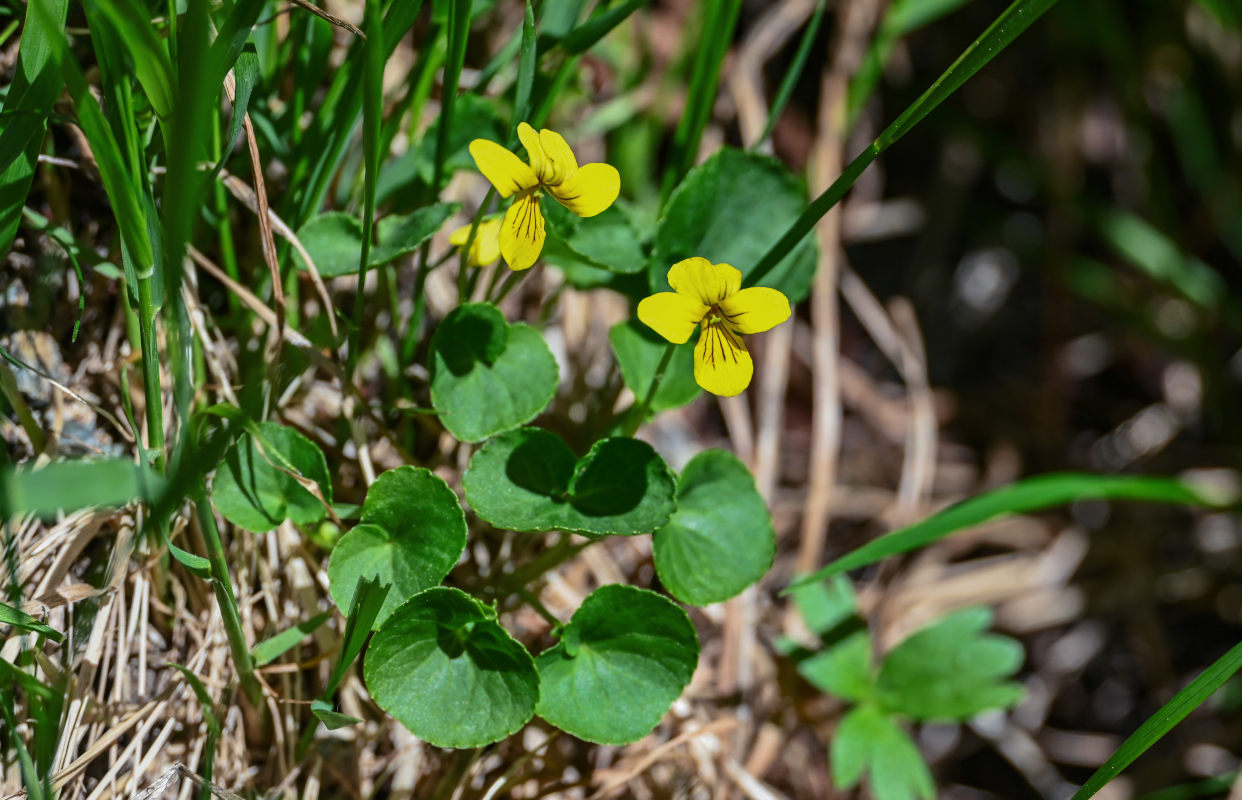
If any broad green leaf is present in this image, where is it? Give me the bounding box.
[652,450,774,605]
[609,321,699,413]
[0,602,63,642]
[328,466,468,627]
[652,148,818,303]
[1072,640,1242,800]
[429,304,559,443]
[536,585,699,744]
[544,205,647,277]
[747,0,1063,289]
[371,203,459,266]
[877,607,1024,720]
[799,629,874,703]
[832,705,935,800]
[211,422,333,533]
[790,576,859,637]
[379,95,505,204]
[2,458,160,518]
[790,472,1224,588]
[365,587,539,748]
[252,611,332,666]
[294,205,457,278]
[463,427,677,536]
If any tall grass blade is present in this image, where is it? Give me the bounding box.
[1071,641,1242,799]
[788,472,1225,589]
[747,0,1062,288]
[511,0,537,132]
[560,0,650,55]
[0,0,68,255]
[755,0,827,149]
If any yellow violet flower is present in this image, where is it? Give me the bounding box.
[638,257,791,397]
[468,122,620,271]
[449,217,503,268]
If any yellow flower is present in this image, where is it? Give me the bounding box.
[638,258,791,397]
[468,122,620,271]
[449,217,503,268]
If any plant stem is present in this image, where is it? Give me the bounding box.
[518,587,562,629]
[191,482,262,708]
[136,275,166,472]
[624,342,675,437]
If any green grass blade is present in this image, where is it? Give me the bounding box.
[511,0,536,132]
[252,610,333,666]
[432,0,472,193]
[1136,772,1239,800]
[755,0,827,149]
[788,473,1225,589]
[560,0,650,55]
[0,601,63,642]
[91,0,175,118]
[0,0,68,255]
[746,0,1062,289]
[1071,641,1242,799]
[660,0,742,203]
[347,0,387,378]
[1,459,161,518]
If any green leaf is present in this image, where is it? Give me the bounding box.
[559,0,649,54]
[211,422,333,533]
[0,0,67,255]
[790,576,859,637]
[545,205,647,276]
[429,303,559,443]
[324,576,390,699]
[91,0,175,118]
[328,466,468,627]
[311,699,362,730]
[215,48,259,175]
[511,0,537,132]
[536,585,699,744]
[832,705,935,800]
[652,450,774,605]
[463,428,678,536]
[877,607,1024,720]
[1096,208,1226,310]
[294,205,458,278]
[0,601,63,642]
[652,148,818,303]
[799,630,874,703]
[747,0,1063,289]
[365,587,539,748]
[790,472,1224,589]
[252,610,332,666]
[2,458,160,518]
[610,321,700,413]
[1072,640,1242,800]
[371,203,459,266]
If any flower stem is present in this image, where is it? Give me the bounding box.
[191,481,262,708]
[624,342,675,437]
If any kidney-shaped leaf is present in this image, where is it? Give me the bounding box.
[328,467,467,627]
[463,428,677,536]
[536,585,699,744]
[651,148,817,303]
[876,606,1025,721]
[652,450,775,605]
[212,422,332,533]
[430,303,559,443]
[294,203,458,277]
[365,587,538,748]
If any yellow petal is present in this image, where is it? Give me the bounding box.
[637,292,708,344]
[499,192,545,271]
[469,138,539,198]
[694,323,753,397]
[719,287,791,334]
[448,222,472,246]
[547,163,620,218]
[517,122,551,184]
[538,128,579,184]
[474,218,503,267]
[667,258,742,306]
